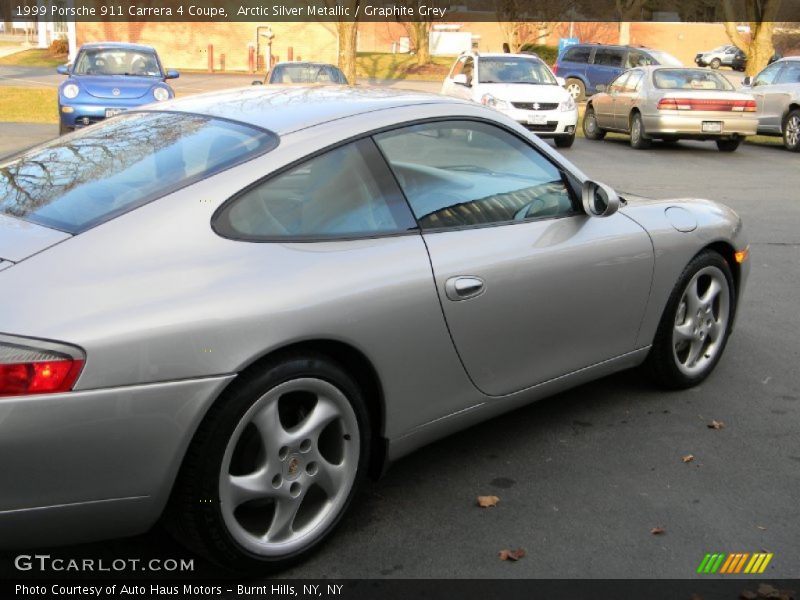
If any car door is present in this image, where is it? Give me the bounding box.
[594,71,629,129]
[722,46,738,66]
[749,62,785,132]
[373,120,654,396]
[771,61,800,131]
[588,48,626,94]
[614,69,644,130]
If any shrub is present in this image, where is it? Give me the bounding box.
[49,37,69,56]
[519,44,559,65]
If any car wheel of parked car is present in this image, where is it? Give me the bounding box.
[647,250,734,390]
[783,109,800,152]
[167,352,370,570]
[716,137,741,152]
[582,106,606,140]
[629,112,652,149]
[565,78,586,101]
[554,133,576,148]
[710,58,721,69]
[58,122,70,136]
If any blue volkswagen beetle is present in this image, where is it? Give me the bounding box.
[57,42,179,135]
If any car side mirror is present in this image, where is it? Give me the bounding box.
[742,76,751,86]
[57,65,69,75]
[453,73,470,87]
[165,70,180,79]
[582,180,620,218]
[596,84,607,93]
[252,80,264,86]
[556,76,566,87]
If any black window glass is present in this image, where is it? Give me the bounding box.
[374,121,576,230]
[214,139,414,239]
[269,64,347,84]
[73,48,162,77]
[594,49,625,67]
[563,46,591,63]
[0,112,277,233]
[776,62,800,84]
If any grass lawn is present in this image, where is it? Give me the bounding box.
[0,87,58,123]
[0,48,67,68]
[357,52,453,81]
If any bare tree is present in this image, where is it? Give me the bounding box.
[722,0,782,76]
[323,0,361,85]
[615,0,648,45]
[494,0,564,52]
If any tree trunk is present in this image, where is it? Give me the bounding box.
[337,22,358,85]
[618,21,631,45]
[723,0,781,76]
[415,24,431,66]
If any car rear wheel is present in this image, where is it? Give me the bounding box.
[554,133,575,148]
[710,58,721,69]
[716,137,741,152]
[783,109,800,152]
[565,78,586,102]
[582,106,606,140]
[167,352,369,571]
[647,250,735,389]
[629,112,652,149]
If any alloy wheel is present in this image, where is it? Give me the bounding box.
[785,114,800,149]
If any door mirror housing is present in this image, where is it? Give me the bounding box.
[556,76,566,87]
[742,75,751,86]
[453,73,470,87]
[582,180,620,218]
[57,65,69,75]
[165,70,180,79]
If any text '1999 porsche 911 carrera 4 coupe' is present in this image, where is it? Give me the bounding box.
[0,86,749,570]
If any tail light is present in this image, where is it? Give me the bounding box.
[552,63,559,75]
[0,335,85,397]
[658,98,758,112]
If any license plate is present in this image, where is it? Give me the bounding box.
[105,108,125,118]
[527,113,547,125]
[702,121,722,133]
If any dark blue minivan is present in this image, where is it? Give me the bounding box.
[554,44,681,100]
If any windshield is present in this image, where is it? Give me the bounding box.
[269,64,347,84]
[647,51,683,67]
[0,112,278,233]
[73,49,163,77]
[478,57,557,85]
[653,69,735,91]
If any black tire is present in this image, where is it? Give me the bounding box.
[565,78,586,102]
[554,133,575,148]
[660,136,679,145]
[716,137,741,152]
[59,122,71,136]
[646,250,736,390]
[710,58,721,69]
[166,352,371,571]
[582,105,606,140]
[629,112,652,149]
[782,108,800,152]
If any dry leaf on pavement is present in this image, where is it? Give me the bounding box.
[477,495,500,508]
[498,548,526,561]
[682,454,695,463]
[708,420,725,429]
[650,527,665,535]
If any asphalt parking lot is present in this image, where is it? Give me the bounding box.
[0,126,798,581]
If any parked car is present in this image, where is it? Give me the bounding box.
[441,52,578,147]
[0,86,749,570]
[56,42,178,135]
[253,61,348,86]
[741,57,800,151]
[695,45,740,70]
[554,43,682,100]
[725,49,781,72]
[584,66,758,151]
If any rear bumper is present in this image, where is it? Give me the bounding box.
[0,375,233,548]
[642,112,758,137]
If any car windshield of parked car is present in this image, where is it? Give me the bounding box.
[72,49,162,77]
[646,51,683,67]
[269,64,347,84]
[0,112,278,234]
[479,57,557,85]
[653,69,734,90]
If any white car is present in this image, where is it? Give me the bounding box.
[441,52,579,148]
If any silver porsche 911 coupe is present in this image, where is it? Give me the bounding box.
[0,86,749,570]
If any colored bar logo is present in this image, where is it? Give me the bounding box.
[697,552,773,574]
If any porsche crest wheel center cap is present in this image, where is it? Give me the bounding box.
[285,455,302,480]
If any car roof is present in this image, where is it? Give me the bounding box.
[146,86,470,135]
[79,42,157,53]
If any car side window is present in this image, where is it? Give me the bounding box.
[608,72,630,92]
[624,70,644,92]
[626,51,653,68]
[214,139,416,240]
[450,57,465,79]
[563,46,591,64]
[753,63,783,86]
[594,49,625,67]
[776,62,800,84]
[373,121,577,230]
[462,57,474,84]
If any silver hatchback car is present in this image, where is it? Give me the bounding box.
[0,87,749,570]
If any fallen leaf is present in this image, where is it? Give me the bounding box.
[740,591,758,600]
[650,527,665,535]
[682,454,695,463]
[756,584,780,599]
[708,420,725,430]
[477,495,500,508]
[757,525,767,530]
[498,548,526,561]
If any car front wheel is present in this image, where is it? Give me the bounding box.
[554,133,575,148]
[710,58,721,69]
[167,352,369,571]
[647,250,735,389]
[716,137,741,152]
[582,106,606,140]
[783,109,800,152]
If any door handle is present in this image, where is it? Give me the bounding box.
[445,276,485,301]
